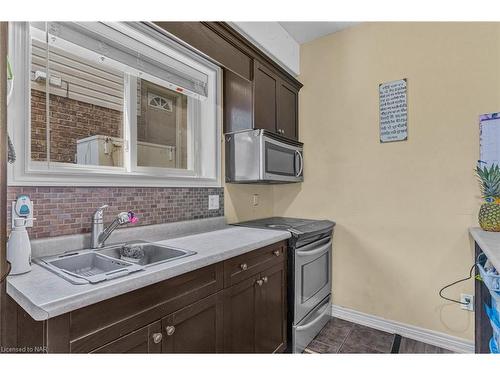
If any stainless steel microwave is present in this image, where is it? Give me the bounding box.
[225,130,304,183]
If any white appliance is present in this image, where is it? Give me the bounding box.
[76,135,123,167]
[76,135,177,168]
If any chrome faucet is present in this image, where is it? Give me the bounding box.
[91,205,138,249]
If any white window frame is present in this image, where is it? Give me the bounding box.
[7,22,222,187]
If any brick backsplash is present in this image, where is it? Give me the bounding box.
[7,186,224,240]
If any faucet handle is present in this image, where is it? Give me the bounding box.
[116,212,130,225]
[116,211,138,225]
[93,204,109,221]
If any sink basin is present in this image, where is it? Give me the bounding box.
[34,241,195,284]
[97,241,196,267]
[35,251,144,285]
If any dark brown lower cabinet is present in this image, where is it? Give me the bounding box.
[6,240,287,353]
[223,261,286,353]
[161,292,223,353]
[223,274,260,352]
[255,262,287,353]
[92,321,162,353]
[92,293,224,354]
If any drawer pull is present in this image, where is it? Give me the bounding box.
[256,279,263,286]
[152,333,163,344]
[262,276,268,283]
[273,250,280,257]
[165,326,176,336]
[240,263,248,271]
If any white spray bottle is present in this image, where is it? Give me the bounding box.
[7,195,35,275]
[7,218,32,275]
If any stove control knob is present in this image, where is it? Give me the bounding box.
[240,263,248,271]
[273,250,280,257]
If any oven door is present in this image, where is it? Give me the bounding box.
[294,237,332,324]
[262,136,303,182]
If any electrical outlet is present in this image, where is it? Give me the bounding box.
[208,195,219,210]
[460,293,474,311]
[252,194,259,207]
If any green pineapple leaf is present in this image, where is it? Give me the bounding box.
[476,163,500,198]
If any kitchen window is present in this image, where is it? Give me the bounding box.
[8,22,221,187]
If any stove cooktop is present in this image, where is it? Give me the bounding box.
[235,217,335,238]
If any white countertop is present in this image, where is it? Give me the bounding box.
[469,227,500,270]
[7,226,290,321]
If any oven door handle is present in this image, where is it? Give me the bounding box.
[295,150,304,177]
[295,296,331,332]
[296,240,332,258]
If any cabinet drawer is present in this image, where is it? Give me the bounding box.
[91,321,162,354]
[223,241,286,287]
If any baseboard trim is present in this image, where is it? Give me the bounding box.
[331,304,474,353]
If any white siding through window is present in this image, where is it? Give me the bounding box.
[31,38,124,111]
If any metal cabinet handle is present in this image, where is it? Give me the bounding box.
[273,250,280,257]
[165,326,176,336]
[152,333,163,344]
[240,263,248,271]
[256,279,263,286]
[295,150,303,177]
[262,276,268,283]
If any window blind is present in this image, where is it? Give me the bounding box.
[32,22,209,99]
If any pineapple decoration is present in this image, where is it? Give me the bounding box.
[476,163,500,231]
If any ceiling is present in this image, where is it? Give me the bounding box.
[279,22,359,44]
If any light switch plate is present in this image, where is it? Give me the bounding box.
[208,195,219,210]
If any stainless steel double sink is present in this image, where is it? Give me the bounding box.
[34,241,196,285]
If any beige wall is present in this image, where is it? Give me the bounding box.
[273,22,500,340]
[225,22,500,340]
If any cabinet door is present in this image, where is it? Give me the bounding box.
[161,292,223,353]
[223,274,261,353]
[254,61,278,133]
[224,69,253,133]
[256,262,287,353]
[91,320,162,353]
[277,79,298,140]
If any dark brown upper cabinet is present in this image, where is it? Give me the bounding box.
[252,60,299,139]
[223,70,253,133]
[277,79,299,140]
[254,60,278,134]
[155,22,302,141]
[154,22,253,80]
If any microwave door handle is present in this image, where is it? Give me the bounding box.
[295,150,304,177]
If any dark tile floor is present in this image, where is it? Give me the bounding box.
[305,317,453,354]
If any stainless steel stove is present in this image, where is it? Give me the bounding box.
[234,217,335,353]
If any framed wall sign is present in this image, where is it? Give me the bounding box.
[379,79,408,143]
[480,112,500,168]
